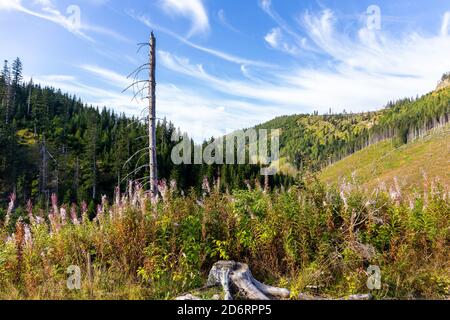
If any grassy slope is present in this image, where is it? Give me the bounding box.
[320,124,450,191]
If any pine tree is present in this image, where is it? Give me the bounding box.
[11,58,22,86]
[1,60,11,124]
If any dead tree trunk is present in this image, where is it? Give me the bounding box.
[148,32,158,197]
[123,32,158,195]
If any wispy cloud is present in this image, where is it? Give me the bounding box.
[442,12,450,36]
[0,0,93,40]
[259,0,307,47]
[0,0,129,42]
[264,27,300,56]
[29,63,276,141]
[217,9,240,34]
[128,11,273,68]
[158,9,450,118]
[80,64,130,88]
[160,0,209,37]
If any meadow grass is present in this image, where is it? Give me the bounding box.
[0,178,449,300]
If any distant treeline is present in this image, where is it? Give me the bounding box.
[0,58,293,209]
[257,85,450,171]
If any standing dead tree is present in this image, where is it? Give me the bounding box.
[123,32,158,196]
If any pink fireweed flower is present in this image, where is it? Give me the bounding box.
[132,184,141,207]
[202,177,211,196]
[70,204,80,225]
[26,199,35,225]
[34,216,44,224]
[150,193,159,206]
[48,212,60,234]
[114,186,121,206]
[101,195,108,210]
[393,177,402,202]
[170,179,177,192]
[97,204,103,218]
[5,193,16,226]
[81,201,88,223]
[6,234,15,244]
[24,224,33,247]
[215,176,221,193]
[158,179,168,202]
[60,205,67,225]
[128,180,133,202]
[340,190,348,211]
[51,193,59,216]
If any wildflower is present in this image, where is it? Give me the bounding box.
[170,179,177,192]
[60,205,67,225]
[114,186,121,206]
[150,193,159,206]
[393,177,402,201]
[407,199,414,210]
[5,193,16,226]
[101,195,108,210]
[158,179,168,201]
[26,199,35,225]
[96,204,104,223]
[51,193,59,216]
[48,212,60,234]
[81,201,88,223]
[340,190,348,211]
[24,224,33,247]
[128,180,133,202]
[215,176,221,193]
[202,177,210,196]
[71,203,80,225]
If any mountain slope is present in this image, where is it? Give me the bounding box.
[256,85,450,177]
[320,123,450,190]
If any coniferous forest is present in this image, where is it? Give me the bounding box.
[2,58,448,211]
[1,55,449,301]
[0,58,295,213]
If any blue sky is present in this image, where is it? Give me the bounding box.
[1,0,450,141]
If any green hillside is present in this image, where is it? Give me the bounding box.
[320,124,450,191]
[257,86,450,178]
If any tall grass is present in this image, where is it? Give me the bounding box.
[0,178,449,300]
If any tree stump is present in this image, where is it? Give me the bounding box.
[207,261,290,300]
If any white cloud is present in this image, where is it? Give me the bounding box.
[21,6,450,141]
[158,6,450,119]
[301,10,450,79]
[442,12,450,36]
[264,27,300,55]
[260,0,307,48]
[0,0,22,10]
[160,0,209,37]
[217,9,239,33]
[0,0,128,42]
[130,11,273,68]
[0,0,94,40]
[80,64,130,88]
[264,27,281,48]
[29,64,278,142]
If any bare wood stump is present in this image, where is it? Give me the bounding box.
[207,261,290,300]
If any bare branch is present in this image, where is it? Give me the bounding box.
[123,147,150,169]
[122,80,148,94]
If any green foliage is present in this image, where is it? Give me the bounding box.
[0,58,293,209]
[0,179,448,299]
[257,87,450,173]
